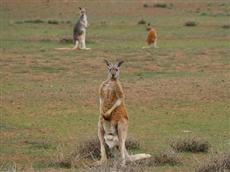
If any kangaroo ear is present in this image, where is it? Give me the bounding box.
[104,59,112,67]
[117,60,124,67]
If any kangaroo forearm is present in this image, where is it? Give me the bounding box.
[81,21,88,28]
[106,98,122,114]
[99,98,103,113]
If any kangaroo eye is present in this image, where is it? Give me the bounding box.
[116,69,118,71]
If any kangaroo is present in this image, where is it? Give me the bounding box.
[143,23,158,49]
[54,7,90,51]
[73,7,90,50]
[97,60,151,166]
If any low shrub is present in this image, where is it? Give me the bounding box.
[139,150,181,166]
[143,3,149,8]
[222,24,230,29]
[15,19,44,24]
[169,136,209,153]
[48,20,59,24]
[184,21,197,27]
[154,3,173,9]
[137,19,146,25]
[60,37,73,44]
[143,3,173,9]
[196,152,230,172]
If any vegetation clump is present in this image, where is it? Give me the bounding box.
[137,19,146,25]
[141,150,181,166]
[222,24,230,29]
[170,137,209,153]
[184,21,197,27]
[196,152,230,172]
[154,3,173,9]
[15,19,44,24]
[143,3,173,9]
[48,20,59,24]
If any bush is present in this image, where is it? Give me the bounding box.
[137,19,146,25]
[154,3,173,9]
[184,21,197,27]
[48,20,59,24]
[143,3,173,9]
[60,37,73,44]
[85,160,145,172]
[222,24,230,29]
[154,151,181,166]
[139,150,181,166]
[169,137,209,153]
[143,3,149,8]
[25,19,44,23]
[196,152,230,172]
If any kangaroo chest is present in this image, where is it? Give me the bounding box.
[101,82,116,100]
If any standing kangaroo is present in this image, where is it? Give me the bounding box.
[97,60,151,166]
[73,7,90,50]
[143,23,158,49]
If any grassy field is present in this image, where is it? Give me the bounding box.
[0,0,230,171]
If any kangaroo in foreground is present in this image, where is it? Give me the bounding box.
[142,23,158,49]
[97,60,151,166]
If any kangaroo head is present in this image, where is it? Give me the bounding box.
[104,60,124,79]
[146,22,151,31]
[79,7,86,17]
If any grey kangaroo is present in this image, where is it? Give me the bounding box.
[73,7,90,50]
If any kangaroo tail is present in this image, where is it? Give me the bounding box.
[128,153,151,161]
[54,47,74,51]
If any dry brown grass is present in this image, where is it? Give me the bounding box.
[52,138,181,170]
[195,152,230,172]
[84,160,145,172]
[83,150,181,171]
[170,137,210,153]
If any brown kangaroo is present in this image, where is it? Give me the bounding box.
[143,23,158,49]
[96,60,151,166]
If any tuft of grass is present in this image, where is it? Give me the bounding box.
[222,24,230,29]
[139,150,181,167]
[74,138,101,159]
[125,137,140,150]
[85,160,145,172]
[0,161,17,172]
[196,152,230,172]
[199,12,230,17]
[143,3,149,8]
[47,20,59,24]
[60,37,73,44]
[184,21,197,27]
[153,151,181,166]
[154,3,173,9]
[15,19,44,24]
[31,66,66,73]
[24,140,52,149]
[143,3,173,9]
[137,19,146,25]
[169,137,209,153]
